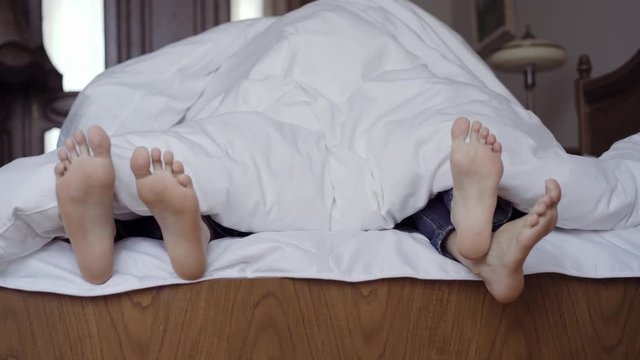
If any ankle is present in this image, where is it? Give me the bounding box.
[443,231,478,271]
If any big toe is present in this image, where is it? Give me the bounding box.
[87,126,111,157]
[451,117,470,143]
[545,179,562,205]
[130,147,151,179]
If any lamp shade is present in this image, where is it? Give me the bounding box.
[489,29,567,73]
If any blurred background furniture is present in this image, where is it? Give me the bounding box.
[489,26,567,111]
[0,0,314,166]
[0,0,71,166]
[574,49,640,156]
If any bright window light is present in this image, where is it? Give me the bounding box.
[231,0,265,21]
[44,127,61,153]
[42,0,105,92]
[42,0,105,152]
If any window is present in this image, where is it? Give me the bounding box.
[41,0,264,153]
[42,0,105,92]
[231,0,265,21]
[41,0,104,152]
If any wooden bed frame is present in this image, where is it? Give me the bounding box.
[1,3,639,358]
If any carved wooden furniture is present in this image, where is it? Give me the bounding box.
[0,0,72,166]
[0,0,236,166]
[575,49,640,156]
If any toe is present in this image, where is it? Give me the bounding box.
[533,200,548,216]
[526,212,540,228]
[87,126,112,158]
[177,174,193,188]
[172,160,185,175]
[163,151,174,173]
[451,117,470,143]
[74,131,90,156]
[492,141,502,153]
[57,148,70,162]
[545,179,562,204]
[470,121,482,142]
[130,147,151,179]
[64,138,78,160]
[478,127,489,144]
[54,162,66,178]
[486,133,496,146]
[151,148,163,172]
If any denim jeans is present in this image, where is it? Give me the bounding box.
[400,189,521,260]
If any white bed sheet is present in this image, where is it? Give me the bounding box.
[1,226,639,297]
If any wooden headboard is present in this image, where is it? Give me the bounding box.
[575,49,640,156]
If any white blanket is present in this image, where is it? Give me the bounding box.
[1,0,640,296]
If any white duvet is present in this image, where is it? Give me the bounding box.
[1,0,640,296]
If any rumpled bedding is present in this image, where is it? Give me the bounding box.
[1,0,640,296]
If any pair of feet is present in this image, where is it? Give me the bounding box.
[447,117,561,303]
[55,120,561,304]
[54,127,208,284]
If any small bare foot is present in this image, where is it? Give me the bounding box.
[130,147,209,280]
[450,117,504,259]
[55,127,115,284]
[457,179,561,303]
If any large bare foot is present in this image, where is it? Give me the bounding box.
[448,179,561,303]
[130,147,209,280]
[55,127,115,284]
[450,117,504,259]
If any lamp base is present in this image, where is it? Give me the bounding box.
[523,64,536,111]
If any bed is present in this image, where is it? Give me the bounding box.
[1,2,640,358]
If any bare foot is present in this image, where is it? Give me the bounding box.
[448,179,561,303]
[450,117,504,259]
[130,147,209,280]
[55,127,115,284]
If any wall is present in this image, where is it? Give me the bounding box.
[415,0,640,148]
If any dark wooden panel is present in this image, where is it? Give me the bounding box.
[104,0,231,67]
[0,0,73,165]
[0,89,75,165]
[0,98,9,163]
[0,93,26,165]
[575,50,640,156]
[588,91,640,156]
[1,276,639,359]
[0,129,10,164]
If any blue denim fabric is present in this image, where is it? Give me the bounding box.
[408,189,517,260]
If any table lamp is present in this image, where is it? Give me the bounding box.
[488,26,567,110]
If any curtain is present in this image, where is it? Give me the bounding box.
[264,0,314,16]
